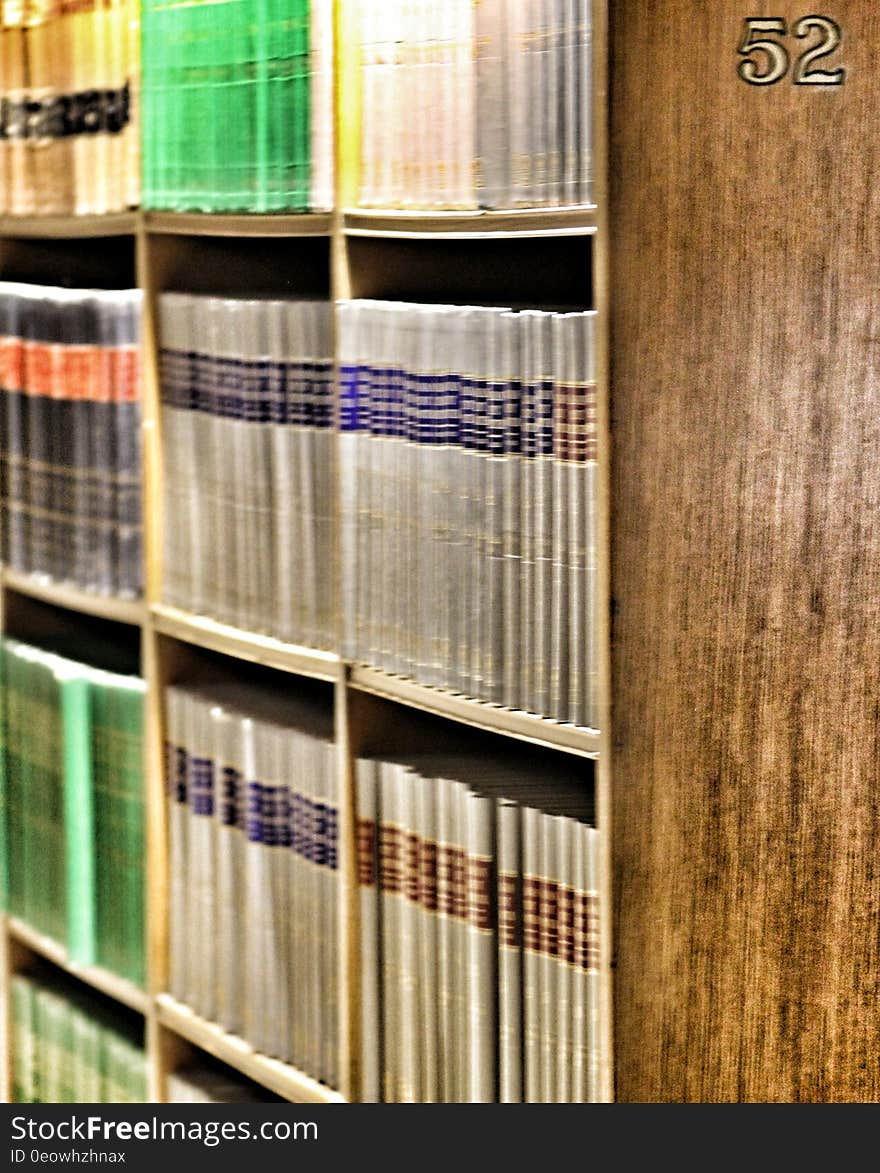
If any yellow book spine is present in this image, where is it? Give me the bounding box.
[336,0,361,209]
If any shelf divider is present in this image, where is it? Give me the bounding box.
[156,995,346,1104]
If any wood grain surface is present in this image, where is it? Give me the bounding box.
[610,1,880,1101]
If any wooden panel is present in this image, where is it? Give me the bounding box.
[610,2,880,1101]
[0,234,136,287]
[346,233,593,306]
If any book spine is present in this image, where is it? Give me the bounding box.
[465,785,496,1102]
[497,798,522,1102]
[356,757,382,1101]
[60,666,96,967]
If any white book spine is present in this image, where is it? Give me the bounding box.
[241,716,262,1050]
[522,805,541,1101]
[165,686,188,1004]
[533,312,554,719]
[586,824,601,1101]
[398,768,420,1101]
[356,758,382,1101]
[577,0,592,204]
[556,815,573,1101]
[435,776,454,1102]
[571,821,587,1102]
[310,0,335,211]
[379,760,402,1100]
[466,786,496,1102]
[416,772,439,1101]
[539,811,558,1103]
[498,798,522,1102]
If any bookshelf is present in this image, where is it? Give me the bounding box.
[0,0,612,1105]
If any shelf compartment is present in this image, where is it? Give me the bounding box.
[343,206,597,239]
[156,995,345,1104]
[7,917,149,1016]
[2,569,145,628]
[151,604,341,683]
[143,212,334,238]
[349,664,601,759]
[0,213,138,239]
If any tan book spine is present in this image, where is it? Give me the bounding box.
[417,774,439,1101]
[399,767,420,1102]
[435,776,455,1102]
[522,805,541,1102]
[498,798,522,1103]
[356,758,381,1102]
[555,815,574,1102]
[465,786,496,1102]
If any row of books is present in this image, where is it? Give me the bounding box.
[356,754,600,1103]
[159,294,334,646]
[0,0,139,216]
[141,0,333,213]
[12,973,147,1103]
[352,0,593,209]
[1,0,594,218]
[165,681,339,1090]
[0,282,143,600]
[2,636,147,987]
[340,300,598,729]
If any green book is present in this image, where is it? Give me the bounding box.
[58,661,96,967]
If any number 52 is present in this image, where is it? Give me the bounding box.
[737,16,845,86]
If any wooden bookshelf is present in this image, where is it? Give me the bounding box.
[143,211,334,238]
[342,206,598,239]
[0,213,138,239]
[151,604,342,684]
[6,919,149,1017]
[2,569,146,629]
[156,996,346,1104]
[0,0,613,1107]
[349,665,601,759]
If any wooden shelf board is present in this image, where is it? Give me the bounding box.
[7,918,149,1015]
[156,995,345,1104]
[143,211,334,238]
[2,569,146,627]
[150,604,341,682]
[343,206,597,239]
[0,213,138,239]
[349,665,601,758]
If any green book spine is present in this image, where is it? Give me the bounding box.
[118,680,146,987]
[11,976,33,1102]
[91,674,111,976]
[60,666,96,966]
